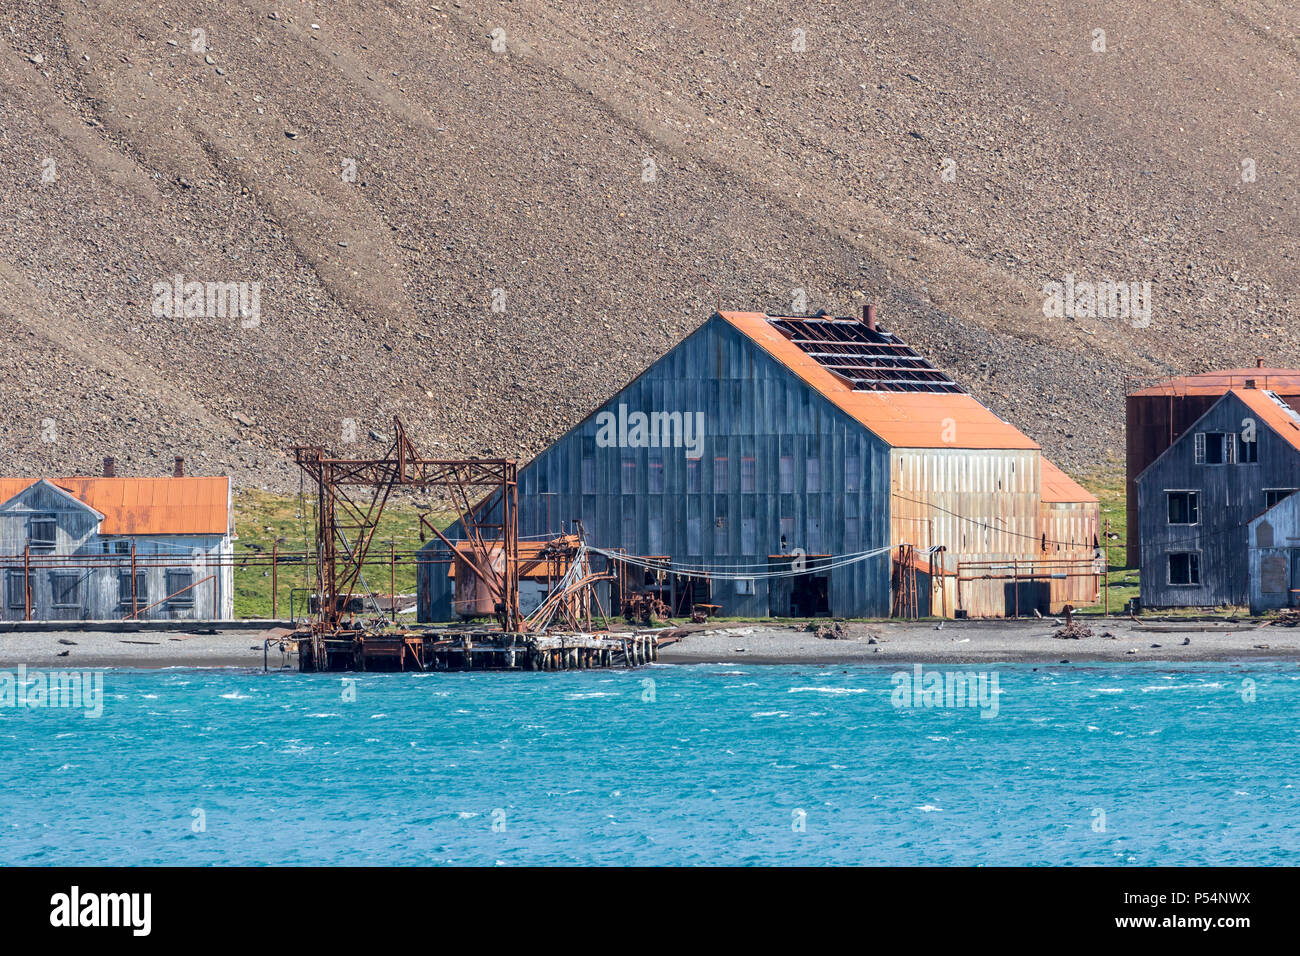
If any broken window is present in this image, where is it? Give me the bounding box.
[1167,552,1200,586]
[1265,489,1297,511]
[1166,491,1199,525]
[1196,432,1232,465]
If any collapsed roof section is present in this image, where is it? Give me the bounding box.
[719,310,1038,451]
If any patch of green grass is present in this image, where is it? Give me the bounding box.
[230,489,435,619]
[1073,463,1139,615]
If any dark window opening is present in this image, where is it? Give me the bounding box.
[1197,432,1232,465]
[1167,491,1199,525]
[1168,552,1200,586]
[1265,489,1297,511]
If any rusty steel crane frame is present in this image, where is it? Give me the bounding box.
[292,417,521,635]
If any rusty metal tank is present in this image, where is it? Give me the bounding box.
[452,545,506,618]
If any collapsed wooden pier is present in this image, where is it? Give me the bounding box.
[295,629,658,672]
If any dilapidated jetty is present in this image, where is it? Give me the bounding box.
[295,629,658,672]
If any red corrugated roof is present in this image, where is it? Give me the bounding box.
[719,311,1039,449]
[1040,458,1098,504]
[1131,368,1300,397]
[0,477,230,535]
[1230,389,1300,454]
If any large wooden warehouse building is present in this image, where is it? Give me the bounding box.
[419,308,1099,621]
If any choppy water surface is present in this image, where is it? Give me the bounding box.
[1,662,1297,865]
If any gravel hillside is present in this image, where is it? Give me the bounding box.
[2,0,1296,487]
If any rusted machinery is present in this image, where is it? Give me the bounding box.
[290,417,520,670]
[289,418,641,672]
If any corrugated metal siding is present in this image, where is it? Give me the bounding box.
[892,448,1047,617]
[421,315,894,619]
[0,481,233,621]
[1139,391,1300,608]
[418,315,1101,621]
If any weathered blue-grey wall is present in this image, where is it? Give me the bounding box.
[0,481,233,621]
[420,314,893,621]
[1138,392,1300,608]
[1248,491,1300,614]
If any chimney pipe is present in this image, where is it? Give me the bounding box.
[864,302,878,332]
[102,457,115,478]
[173,456,185,478]
[1257,357,1265,369]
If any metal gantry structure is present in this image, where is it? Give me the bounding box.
[292,417,521,635]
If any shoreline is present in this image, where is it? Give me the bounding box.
[0,619,1296,669]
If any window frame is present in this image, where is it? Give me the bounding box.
[1167,551,1201,587]
[1165,489,1200,526]
[6,569,32,610]
[118,570,148,607]
[1196,432,1233,465]
[48,570,82,608]
[165,569,196,607]
[29,514,58,552]
[1264,488,1297,511]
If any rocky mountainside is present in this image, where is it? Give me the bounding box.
[2,0,1296,488]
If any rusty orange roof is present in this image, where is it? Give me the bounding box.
[718,311,1038,449]
[1230,389,1300,453]
[1131,368,1300,397]
[0,477,230,535]
[1040,458,1097,504]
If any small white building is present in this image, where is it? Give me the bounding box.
[0,475,234,621]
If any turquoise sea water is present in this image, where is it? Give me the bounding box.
[1,662,1297,866]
